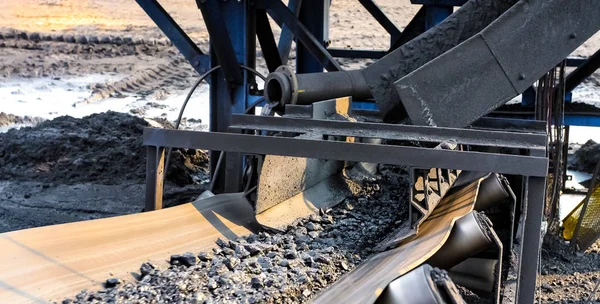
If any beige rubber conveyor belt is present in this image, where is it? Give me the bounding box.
[0,193,261,304]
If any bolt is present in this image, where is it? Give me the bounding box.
[518,73,526,80]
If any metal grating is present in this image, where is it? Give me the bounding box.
[574,184,600,250]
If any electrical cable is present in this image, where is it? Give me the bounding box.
[163,64,266,191]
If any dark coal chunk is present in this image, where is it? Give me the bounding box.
[140,262,155,277]
[251,277,264,289]
[104,278,120,288]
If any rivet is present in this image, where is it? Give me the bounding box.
[519,73,526,80]
[570,33,577,39]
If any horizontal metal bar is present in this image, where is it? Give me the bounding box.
[566,48,600,93]
[229,115,547,149]
[410,0,468,5]
[143,128,548,177]
[471,117,547,133]
[566,57,586,67]
[326,48,387,59]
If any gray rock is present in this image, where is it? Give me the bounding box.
[198,251,214,261]
[224,257,240,270]
[284,250,298,259]
[207,278,218,290]
[244,244,262,256]
[216,238,229,248]
[306,222,322,231]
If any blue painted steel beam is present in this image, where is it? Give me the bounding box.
[258,0,341,72]
[197,0,243,85]
[207,0,255,192]
[135,0,209,75]
[296,0,329,73]
[277,0,302,64]
[424,5,453,30]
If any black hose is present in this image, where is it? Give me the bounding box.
[164,65,266,189]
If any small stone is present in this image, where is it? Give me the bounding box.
[314,254,331,265]
[181,252,198,266]
[284,250,298,259]
[251,277,264,289]
[542,283,554,293]
[104,278,120,288]
[224,257,240,270]
[193,292,207,303]
[340,261,349,271]
[24,194,31,199]
[244,244,262,256]
[235,245,250,258]
[170,252,198,267]
[198,251,214,261]
[303,256,315,267]
[308,231,320,239]
[140,262,154,277]
[170,254,182,266]
[207,278,218,290]
[279,260,290,267]
[216,238,229,248]
[306,222,322,231]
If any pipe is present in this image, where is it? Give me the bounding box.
[264,0,519,117]
[264,66,370,106]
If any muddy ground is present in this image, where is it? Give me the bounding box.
[1,0,600,303]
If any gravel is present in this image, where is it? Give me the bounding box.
[65,166,410,303]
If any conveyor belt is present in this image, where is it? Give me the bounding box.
[0,193,260,303]
[314,179,482,304]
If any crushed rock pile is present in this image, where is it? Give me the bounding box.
[67,167,410,304]
[569,139,600,173]
[0,111,207,185]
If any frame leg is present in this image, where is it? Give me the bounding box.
[516,176,546,303]
[145,145,165,211]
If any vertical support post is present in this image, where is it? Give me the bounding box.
[515,176,546,303]
[562,125,570,191]
[424,6,453,30]
[209,0,255,193]
[296,0,329,73]
[145,146,165,211]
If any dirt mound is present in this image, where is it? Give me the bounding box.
[569,139,600,173]
[0,112,44,127]
[0,111,208,185]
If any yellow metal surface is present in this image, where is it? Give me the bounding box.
[563,184,600,249]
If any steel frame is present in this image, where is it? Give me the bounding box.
[143,116,547,304]
[132,0,588,302]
